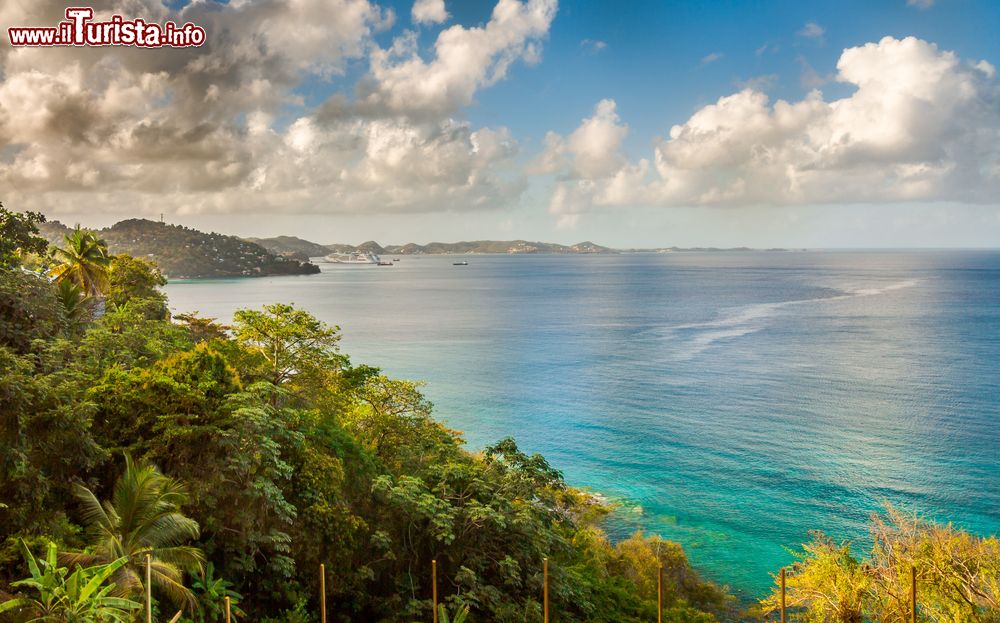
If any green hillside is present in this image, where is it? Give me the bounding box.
[39,219,319,279]
[245,235,331,260]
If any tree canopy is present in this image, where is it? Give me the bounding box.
[2,249,995,623]
[0,251,737,622]
[50,226,112,297]
[0,204,47,269]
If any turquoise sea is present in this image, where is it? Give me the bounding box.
[165,251,1000,598]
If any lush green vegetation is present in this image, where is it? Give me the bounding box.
[3,206,997,623]
[757,506,1000,623]
[38,219,319,279]
[0,204,48,267]
[0,542,140,623]
[1,208,731,622]
[49,228,112,297]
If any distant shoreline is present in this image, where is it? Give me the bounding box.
[250,233,803,258]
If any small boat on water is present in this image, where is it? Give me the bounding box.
[325,251,380,264]
[453,261,469,266]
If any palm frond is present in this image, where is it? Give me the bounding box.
[49,227,111,296]
[150,546,205,571]
[144,513,201,548]
[73,484,114,535]
[149,565,197,611]
[59,551,102,570]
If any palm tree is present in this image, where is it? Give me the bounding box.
[65,456,205,612]
[50,226,111,297]
[55,278,92,330]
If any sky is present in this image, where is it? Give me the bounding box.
[2,0,1000,247]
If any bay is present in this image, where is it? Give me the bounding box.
[165,250,1000,597]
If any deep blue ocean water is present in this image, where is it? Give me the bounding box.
[165,251,1000,598]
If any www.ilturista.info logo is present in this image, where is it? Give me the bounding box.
[8,7,206,48]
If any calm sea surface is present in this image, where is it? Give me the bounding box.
[165,251,1000,597]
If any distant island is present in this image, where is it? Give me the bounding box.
[39,219,320,279]
[248,236,616,258]
[249,236,792,259]
[621,246,796,253]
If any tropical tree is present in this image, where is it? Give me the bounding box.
[106,255,169,320]
[762,533,868,623]
[55,278,92,331]
[232,303,345,386]
[342,374,449,470]
[172,312,229,343]
[0,540,140,622]
[0,269,63,353]
[50,227,111,297]
[65,456,205,611]
[0,202,47,269]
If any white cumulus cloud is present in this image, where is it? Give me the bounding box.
[532,99,628,179]
[544,36,1000,224]
[362,0,557,115]
[0,0,553,218]
[412,0,449,25]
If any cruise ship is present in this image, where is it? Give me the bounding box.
[325,251,380,264]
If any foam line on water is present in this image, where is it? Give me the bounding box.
[668,279,920,359]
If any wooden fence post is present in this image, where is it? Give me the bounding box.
[543,558,549,623]
[225,596,231,623]
[145,554,152,623]
[320,563,327,623]
[780,567,786,623]
[911,565,917,623]
[657,563,663,623]
[432,559,438,623]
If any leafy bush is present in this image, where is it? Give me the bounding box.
[0,541,139,623]
[0,269,63,353]
[761,505,1000,623]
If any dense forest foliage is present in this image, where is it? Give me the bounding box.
[2,206,998,623]
[1,207,732,622]
[37,219,318,279]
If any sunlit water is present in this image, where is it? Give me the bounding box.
[165,251,1000,598]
